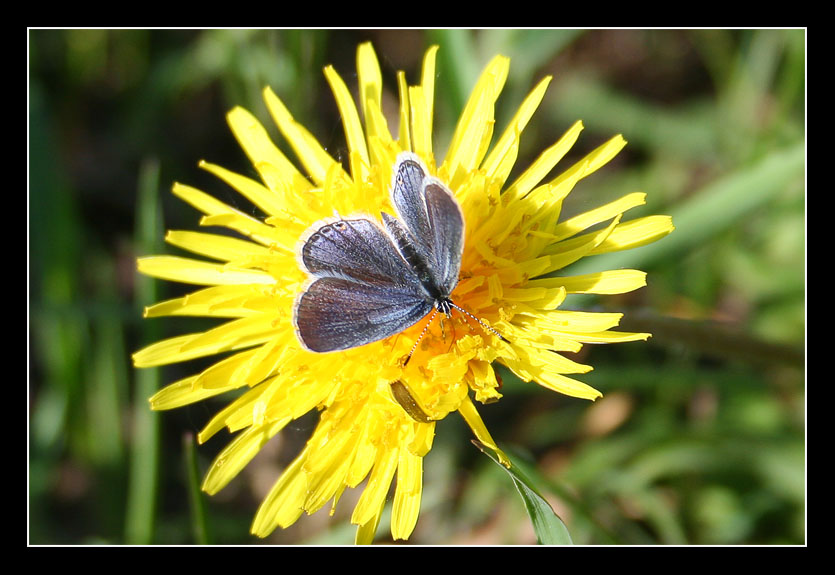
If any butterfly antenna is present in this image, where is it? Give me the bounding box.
[448,302,511,344]
[403,309,439,366]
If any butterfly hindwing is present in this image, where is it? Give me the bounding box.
[295,215,434,352]
[294,277,433,352]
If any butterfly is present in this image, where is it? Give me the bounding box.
[294,152,505,355]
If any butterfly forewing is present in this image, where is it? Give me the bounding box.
[301,218,417,285]
[390,153,465,297]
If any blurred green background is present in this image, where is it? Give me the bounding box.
[29,29,805,545]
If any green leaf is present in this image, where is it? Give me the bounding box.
[184,433,212,545]
[474,440,573,545]
[125,158,163,544]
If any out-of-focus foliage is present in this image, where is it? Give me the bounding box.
[29,29,804,545]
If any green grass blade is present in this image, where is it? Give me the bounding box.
[184,433,212,545]
[87,254,129,469]
[125,158,163,544]
[474,440,573,545]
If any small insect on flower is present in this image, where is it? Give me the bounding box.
[294,152,507,362]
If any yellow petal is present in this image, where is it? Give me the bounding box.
[409,85,432,161]
[149,375,227,410]
[543,215,622,274]
[164,230,277,263]
[303,438,358,515]
[226,106,311,192]
[195,349,263,391]
[144,285,266,318]
[345,421,377,488]
[517,308,624,333]
[584,133,628,175]
[408,420,435,457]
[137,256,276,286]
[351,446,399,526]
[553,192,646,241]
[397,71,411,151]
[355,505,384,545]
[589,215,676,254]
[529,269,647,295]
[171,182,280,246]
[263,86,348,187]
[202,420,286,495]
[133,315,279,367]
[445,55,509,187]
[324,65,370,180]
[504,355,602,401]
[458,395,510,467]
[564,330,650,344]
[357,42,393,165]
[502,120,584,202]
[198,160,286,217]
[392,449,422,540]
[197,380,289,443]
[356,42,384,137]
[481,76,552,187]
[251,454,309,536]
[419,45,439,140]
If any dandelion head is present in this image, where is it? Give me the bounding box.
[134,42,674,543]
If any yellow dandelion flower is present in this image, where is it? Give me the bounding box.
[134,42,674,544]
